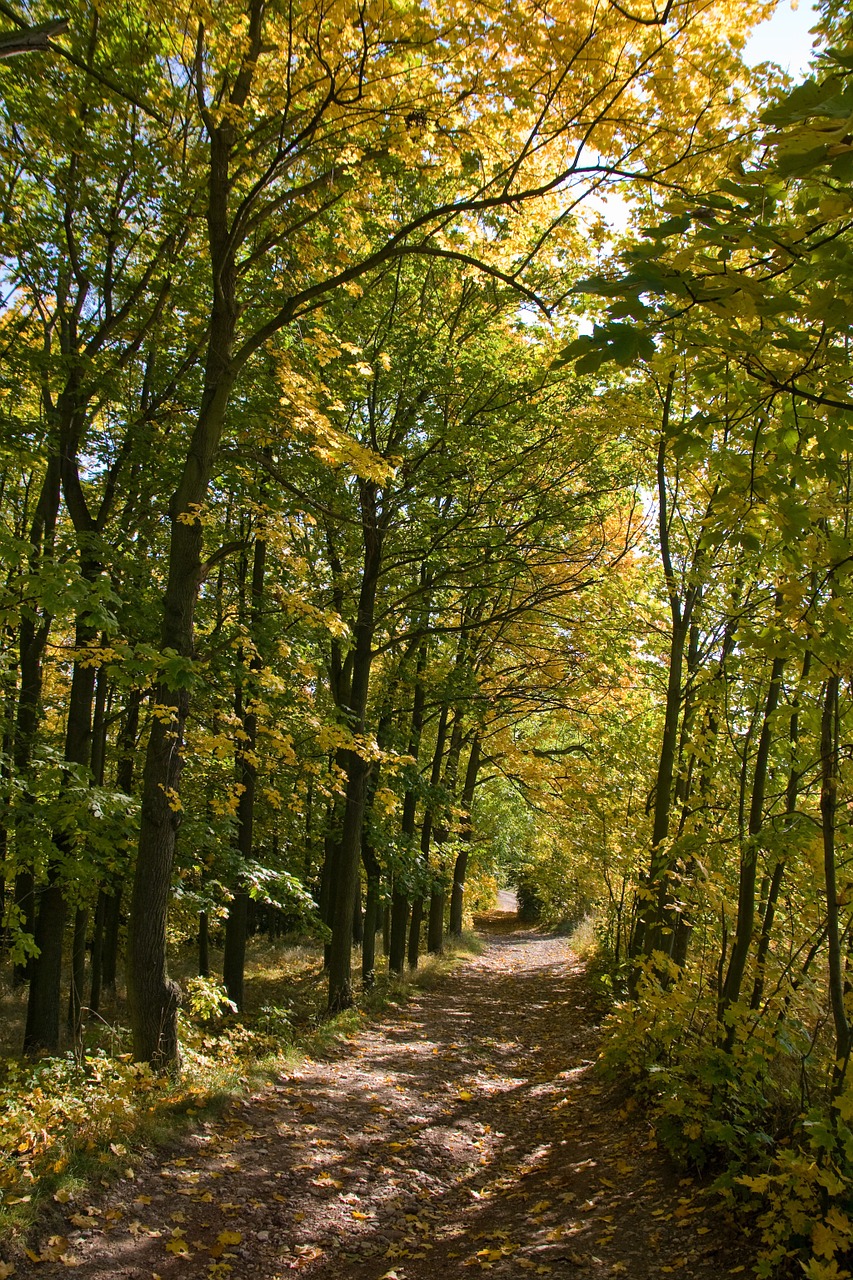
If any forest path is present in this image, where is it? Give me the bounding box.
[20,914,750,1279]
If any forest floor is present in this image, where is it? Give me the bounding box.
[12,909,755,1280]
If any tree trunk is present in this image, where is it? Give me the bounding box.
[750,647,810,1010]
[223,532,267,1011]
[406,896,423,969]
[127,96,247,1064]
[450,736,481,936]
[427,889,444,954]
[326,481,384,1013]
[89,889,107,1016]
[198,911,210,978]
[820,675,851,1091]
[389,885,409,975]
[352,889,364,946]
[408,704,449,970]
[25,611,97,1054]
[720,650,784,1024]
[427,714,465,957]
[361,841,381,989]
[67,906,88,1047]
[22,865,65,1054]
[101,886,123,995]
[12,455,61,985]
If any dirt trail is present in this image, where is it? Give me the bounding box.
[19,915,751,1279]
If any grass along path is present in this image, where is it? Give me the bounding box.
[12,912,753,1279]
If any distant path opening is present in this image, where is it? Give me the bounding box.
[495,887,518,914]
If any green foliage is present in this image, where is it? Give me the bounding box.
[182,977,238,1023]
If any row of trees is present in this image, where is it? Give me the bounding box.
[493,11,853,1269]
[0,0,765,1066]
[9,0,853,1264]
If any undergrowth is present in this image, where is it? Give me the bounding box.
[596,955,853,1280]
[0,933,477,1252]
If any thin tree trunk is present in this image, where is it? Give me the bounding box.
[750,648,811,1010]
[99,691,140,1000]
[12,455,61,985]
[89,889,107,1016]
[427,714,464,956]
[407,705,449,970]
[361,841,381,989]
[450,735,481,936]
[327,481,384,1012]
[67,907,88,1047]
[198,912,210,977]
[223,531,267,1011]
[821,675,851,1091]
[25,611,97,1054]
[720,649,785,1024]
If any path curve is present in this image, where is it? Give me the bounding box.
[18,915,749,1279]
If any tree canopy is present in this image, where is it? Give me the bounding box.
[6,0,853,1274]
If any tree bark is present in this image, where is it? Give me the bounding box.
[407,705,449,970]
[223,532,267,1011]
[820,675,851,1090]
[127,83,249,1063]
[450,735,481,936]
[720,650,784,1024]
[25,610,97,1054]
[327,481,384,1012]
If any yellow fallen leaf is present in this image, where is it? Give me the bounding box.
[0,1264,15,1279]
[217,1231,243,1246]
[458,1091,473,1102]
[53,1189,73,1205]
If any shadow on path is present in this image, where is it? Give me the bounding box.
[17,914,751,1280]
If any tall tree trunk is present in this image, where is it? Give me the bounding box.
[719,650,785,1026]
[407,705,449,970]
[98,690,141,1001]
[223,531,267,1011]
[127,83,255,1063]
[67,662,109,1040]
[450,735,481,936]
[820,675,851,1092]
[750,647,811,1010]
[428,714,464,956]
[198,912,210,977]
[67,907,88,1048]
[327,481,384,1012]
[25,610,97,1054]
[632,398,705,963]
[361,840,381,989]
[12,455,61,985]
[389,886,409,975]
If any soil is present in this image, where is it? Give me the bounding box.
[14,911,754,1279]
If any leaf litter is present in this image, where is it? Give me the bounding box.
[9,912,755,1279]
